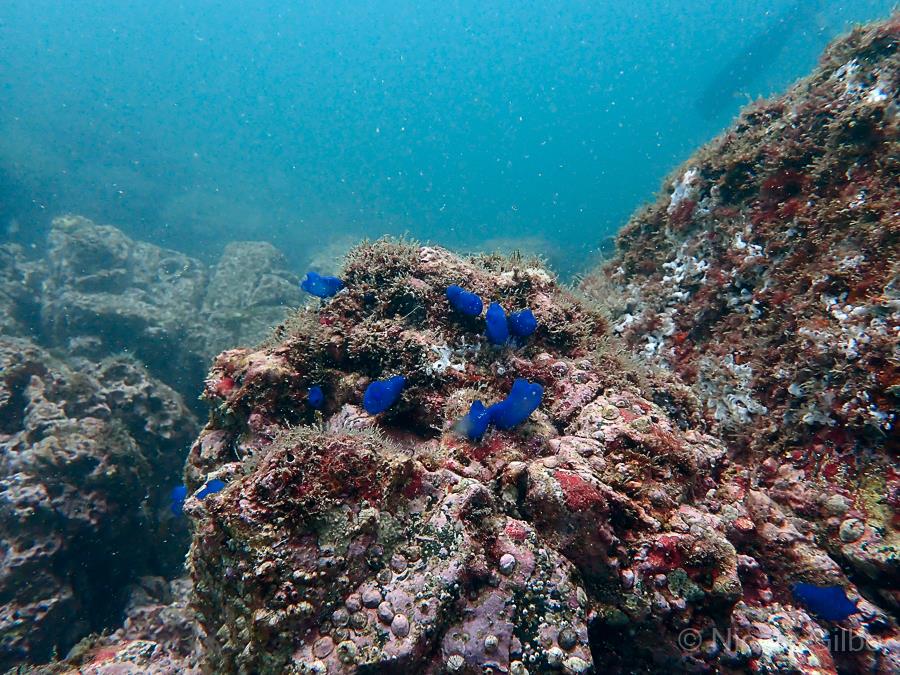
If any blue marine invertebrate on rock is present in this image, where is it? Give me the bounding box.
[446,284,483,316]
[300,271,345,298]
[485,301,509,345]
[169,485,188,516]
[791,583,859,622]
[196,479,227,500]
[363,375,406,414]
[487,378,544,429]
[308,385,325,409]
[507,308,538,337]
[454,400,491,440]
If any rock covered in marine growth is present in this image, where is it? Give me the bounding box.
[0,216,315,669]
[32,576,202,675]
[202,240,307,355]
[0,337,198,669]
[40,215,304,405]
[0,243,43,338]
[186,240,899,673]
[582,15,900,616]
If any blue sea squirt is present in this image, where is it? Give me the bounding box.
[363,375,406,415]
[169,485,188,516]
[197,479,227,500]
[791,583,859,622]
[301,271,345,298]
[446,285,483,316]
[308,385,325,409]
[455,400,491,440]
[488,378,544,429]
[485,302,509,345]
[508,308,537,337]
[171,479,226,516]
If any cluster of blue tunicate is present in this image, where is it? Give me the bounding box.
[363,375,406,414]
[302,379,406,416]
[290,276,544,442]
[445,285,538,346]
[301,271,345,298]
[456,378,544,440]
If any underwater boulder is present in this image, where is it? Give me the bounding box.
[181,235,899,674]
[0,337,197,670]
[581,15,900,619]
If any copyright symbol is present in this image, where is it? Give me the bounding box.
[678,628,702,652]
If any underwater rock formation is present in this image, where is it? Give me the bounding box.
[31,576,202,674]
[0,337,198,669]
[0,216,311,669]
[183,240,898,673]
[41,215,210,395]
[583,16,899,619]
[201,241,306,358]
[40,215,303,404]
[0,244,43,338]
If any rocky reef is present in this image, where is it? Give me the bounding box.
[178,238,897,674]
[39,215,304,406]
[583,15,899,627]
[31,576,202,674]
[0,337,196,668]
[0,216,303,669]
[7,15,900,675]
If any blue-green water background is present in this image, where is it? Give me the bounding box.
[0,1,894,276]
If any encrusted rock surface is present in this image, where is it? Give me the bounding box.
[199,241,306,361]
[23,577,202,674]
[0,216,308,669]
[0,243,44,338]
[39,215,303,403]
[0,337,198,669]
[583,16,899,616]
[184,240,898,673]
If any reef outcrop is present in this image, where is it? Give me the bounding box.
[0,216,303,669]
[200,241,306,361]
[184,240,898,673]
[39,216,304,405]
[0,244,43,338]
[0,337,197,668]
[30,576,202,674]
[583,15,899,621]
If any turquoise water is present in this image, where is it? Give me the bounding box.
[0,0,894,276]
